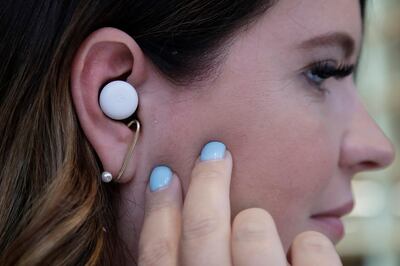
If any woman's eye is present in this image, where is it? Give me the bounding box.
[303,61,355,94]
[305,70,327,87]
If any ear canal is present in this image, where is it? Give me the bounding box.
[99,80,139,120]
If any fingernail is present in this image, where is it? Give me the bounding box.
[149,165,173,192]
[200,141,226,161]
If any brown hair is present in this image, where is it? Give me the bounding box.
[0,1,366,265]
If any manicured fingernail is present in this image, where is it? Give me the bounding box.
[200,141,226,161]
[149,165,173,192]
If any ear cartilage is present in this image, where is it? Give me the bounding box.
[99,80,139,120]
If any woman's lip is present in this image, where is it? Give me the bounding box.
[308,201,353,243]
[309,216,345,243]
[312,200,354,218]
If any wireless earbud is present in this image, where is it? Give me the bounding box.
[99,80,139,120]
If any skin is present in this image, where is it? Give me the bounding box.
[70,0,395,263]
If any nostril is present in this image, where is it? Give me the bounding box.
[360,161,380,170]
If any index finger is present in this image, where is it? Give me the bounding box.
[180,142,232,266]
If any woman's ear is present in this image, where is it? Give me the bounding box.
[70,27,147,183]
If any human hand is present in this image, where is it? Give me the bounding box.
[138,141,342,266]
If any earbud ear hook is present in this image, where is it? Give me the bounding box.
[99,80,141,183]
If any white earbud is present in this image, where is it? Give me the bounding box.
[99,80,139,120]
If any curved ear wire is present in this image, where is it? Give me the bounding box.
[101,119,141,183]
[115,119,141,181]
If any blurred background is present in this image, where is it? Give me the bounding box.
[338,1,400,266]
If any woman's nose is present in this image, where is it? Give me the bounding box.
[339,101,395,174]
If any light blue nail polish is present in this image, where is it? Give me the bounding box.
[200,141,226,161]
[149,166,173,192]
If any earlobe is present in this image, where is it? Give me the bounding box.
[70,27,147,183]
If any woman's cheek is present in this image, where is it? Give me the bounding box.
[228,104,337,243]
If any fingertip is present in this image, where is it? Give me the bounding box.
[144,170,183,215]
[200,141,227,161]
[290,231,342,266]
[145,166,182,203]
[224,149,233,162]
[292,231,333,251]
[146,167,181,194]
[169,173,183,194]
[232,208,278,242]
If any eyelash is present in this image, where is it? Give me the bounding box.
[304,60,355,94]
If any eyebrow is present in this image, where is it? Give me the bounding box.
[298,32,356,59]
